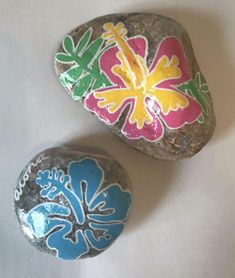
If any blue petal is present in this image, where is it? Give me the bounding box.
[27,203,89,260]
[88,184,132,223]
[47,222,89,260]
[69,158,103,203]
[27,203,70,238]
[84,222,124,250]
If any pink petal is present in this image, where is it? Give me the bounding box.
[149,37,190,89]
[160,95,202,129]
[99,37,147,88]
[122,112,164,142]
[85,36,201,142]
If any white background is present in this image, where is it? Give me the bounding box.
[1,0,235,277]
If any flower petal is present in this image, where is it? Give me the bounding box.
[47,226,88,260]
[160,95,202,129]
[99,37,147,87]
[85,91,133,125]
[122,98,165,141]
[27,202,70,238]
[88,184,132,222]
[84,222,124,250]
[149,37,190,89]
[85,35,201,142]
[27,203,89,260]
[122,115,164,141]
[69,158,103,203]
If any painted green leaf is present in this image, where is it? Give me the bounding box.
[92,78,104,90]
[56,53,74,63]
[178,76,209,117]
[73,75,94,99]
[56,27,113,98]
[92,55,100,71]
[60,66,83,87]
[92,55,112,88]
[195,72,201,87]
[178,84,188,93]
[201,84,209,93]
[203,93,211,103]
[101,73,112,87]
[81,37,104,65]
[75,28,92,55]
[191,86,208,114]
[198,114,205,124]
[63,36,74,54]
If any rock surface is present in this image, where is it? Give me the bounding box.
[14,147,132,260]
[55,13,216,160]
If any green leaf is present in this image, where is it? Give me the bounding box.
[60,66,83,87]
[92,78,104,90]
[101,73,112,87]
[194,72,201,88]
[75,28,92,55]
[92,74,112,90]
[92,55,100,72]
[178,83,188,93]
[201,84,209,93]
[203,93,211,103]
[63,36,74,54]
[179,81,208,114]
[81,37,104,66]
[198,114,205,124]
[191,85,208,114]
[55,53,74,63]
[84,43,112,88]
[73,74,94,99]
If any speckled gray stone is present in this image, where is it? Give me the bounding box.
[55,13,216,160]
[14,147,132,260]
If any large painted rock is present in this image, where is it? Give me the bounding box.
[55,13,216,160]
[14,147,132,260]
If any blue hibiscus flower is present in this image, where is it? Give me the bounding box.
[26,158,132,260]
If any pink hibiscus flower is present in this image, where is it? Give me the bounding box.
[85,22,202,141]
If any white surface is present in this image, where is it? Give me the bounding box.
[1,0,235,277]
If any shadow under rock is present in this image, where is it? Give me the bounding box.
[65,132,177,233]
[120,6,235,142]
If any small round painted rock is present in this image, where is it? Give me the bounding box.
[14,147,132,260]
[55,13,216,160]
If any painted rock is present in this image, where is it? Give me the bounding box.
[14,147,132,260]
[55,13,216,160]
